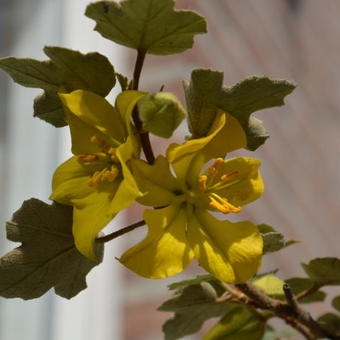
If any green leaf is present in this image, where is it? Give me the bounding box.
[252,273,284,297]
[43,46,115,96]
[159,282,231,340]
[183,69,224,137]
[258,224,298,254]
[0,198,103,300]
[332,296,340,313]
[217,77,296,150]
[168,274,216,290]
[85,0,207,55]
[285,277,326,303]
[263,329,300,340]
[317,313,340,336]
[302,258,340,286]
[116,72,129,91]
[138,92,186,138]
[0,47,116,127]
[33,91,66,127]
[0,57,60,90]
[203,306,264,340]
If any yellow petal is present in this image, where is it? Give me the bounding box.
[187,210,262,283]
[131,156,182,207]
[167,114,225,180]
[50,156,99,205]
[59,90,125,143]
[201,111,247,160]
[208,157,264,208]
[72,187,118,260]
[119,206,194,279]
[112,136,142,212]
[115,90,146,124]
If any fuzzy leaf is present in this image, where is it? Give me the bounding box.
[85,0,207,55]
[302,258,340,286]
[33,91,66,127]
[0,198,103,300]
[332,296,340,313]
[138,92,186,138]
[317,313,340,336]
[159,282,231,340]
[285,277,326,303]
[258,224,298,254]
[0,47,116,127]
[168,274,216,290]
[203,306,264,340]
[217,77,296,150]
[183,69,224,137]
[43,46,115,96]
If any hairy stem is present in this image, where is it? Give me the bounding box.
[96,220,145,243]
[131,49,155,164]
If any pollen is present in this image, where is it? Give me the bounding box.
[88,167,119,187]
[108,147,119,163]
[209,157,224,175]
[208,193,241,214]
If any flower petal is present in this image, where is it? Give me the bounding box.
[50,156,101,205]
[119,206,194,279]
[59,90,126,142]
[187,210,262,283]
[72,186,119,260]
[131,156,182,207]
[208,157,264,208]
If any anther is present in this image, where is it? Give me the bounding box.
[77,154,99,162]
[90,135,110,152]
[209,157,224,175]
[198,175,208,191]
[220,170,240,184]
[209,193,241,214]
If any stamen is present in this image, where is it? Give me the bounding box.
[77,154,99,162]
[91,135,110,152]
[108,147,119,163]
[209,157,224,175]
[88,168,119,187]
[209,193,241,214]
[220,170,240,184]
[198,175,208,191]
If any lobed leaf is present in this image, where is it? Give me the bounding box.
[317,313,340,337]
[85,0,207,55]
[159,282,230,340]
[217,77,296,150]
[332,296,340,313]
[0,198,103,300]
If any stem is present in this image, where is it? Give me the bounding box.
[96,220,145,243]
[131,49,155,164]
[235,283,337,340]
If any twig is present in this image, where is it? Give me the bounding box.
[296,283,322,301]
[96,220,145,243]
[235,283,337,340]
[131,49,155,164]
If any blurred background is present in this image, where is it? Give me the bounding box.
[1,0,340,339]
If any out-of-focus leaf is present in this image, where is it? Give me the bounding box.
[0,198,103,300]
[285,277,326,303]
[302,258,340,286]
[332,295,340,312]
[116,72,129,91]
[85,0,207,55]
[317,313,340,336]
[217,77,296,150]
[252,273,284,297]
[203,306,264,340]
[159,282,231,340]
[183,69,224,137]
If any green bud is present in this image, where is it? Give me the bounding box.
[138,92,186,138]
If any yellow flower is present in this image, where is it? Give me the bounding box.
[120,152,264,283]
[50,90,145,260]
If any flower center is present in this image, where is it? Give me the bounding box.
[77,135,121,187]
[197,158,241,214]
